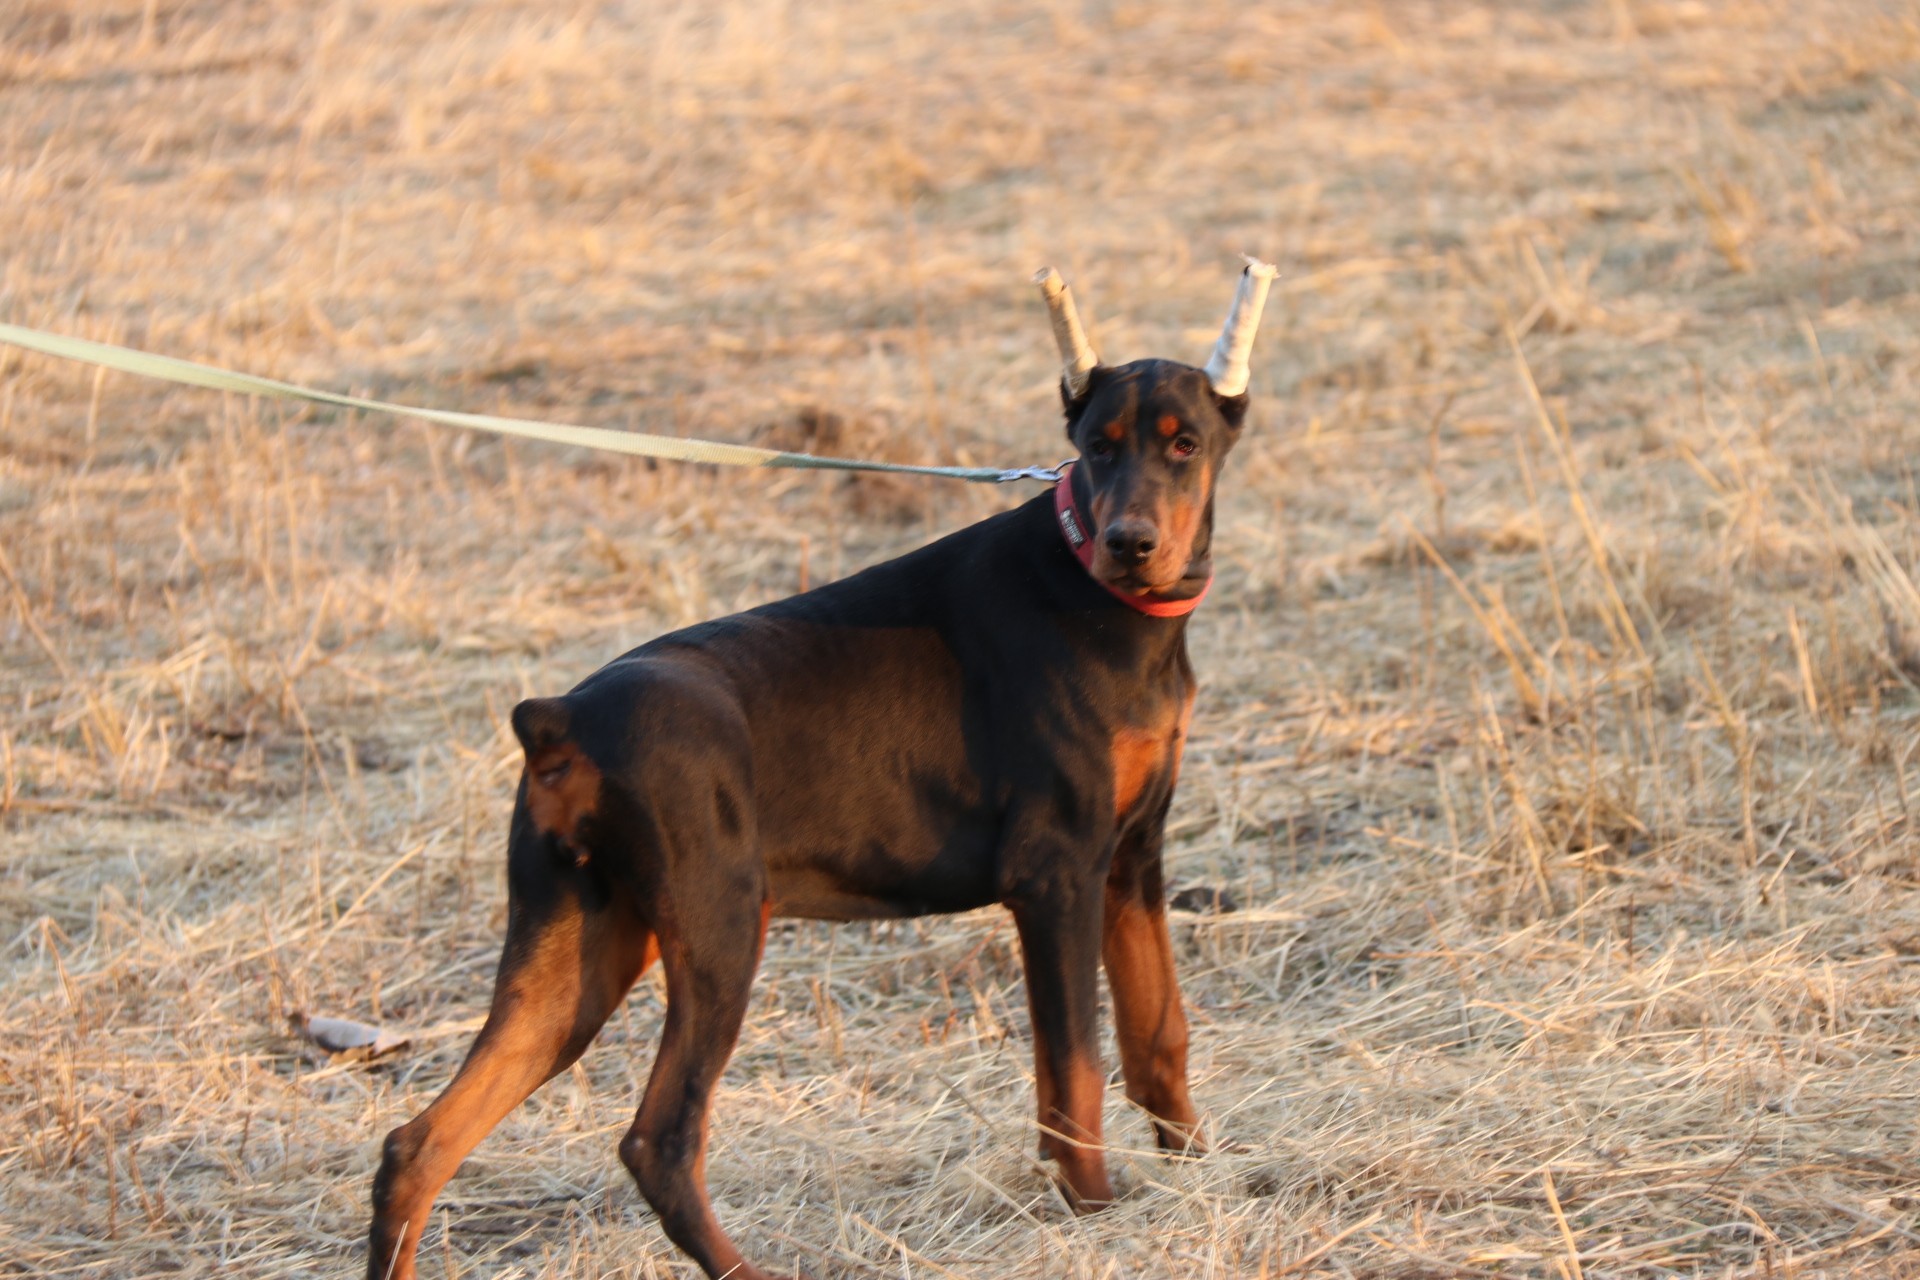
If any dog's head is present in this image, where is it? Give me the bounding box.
[1037,264,1273,596]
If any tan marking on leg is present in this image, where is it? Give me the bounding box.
[620,894,774,1279]
[1050,1049,1114,1209]
[1102,886,1203,1153]
[1029,1012,1064,1161]
[370,907,656,1280]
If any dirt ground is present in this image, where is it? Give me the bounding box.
[4,1,1920,1276]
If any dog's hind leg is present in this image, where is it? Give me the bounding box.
[618,882,778,1279]
[367,817,655,1280]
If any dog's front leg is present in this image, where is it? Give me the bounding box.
[1010,879,1114,1211]
[1103,811,1205,1155]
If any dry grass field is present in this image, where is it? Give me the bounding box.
[5,0,1920,1276]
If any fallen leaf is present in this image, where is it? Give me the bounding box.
[290,1011,411,1058]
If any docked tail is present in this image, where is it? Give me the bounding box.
[511,696,601,857]
[512,696,572,767]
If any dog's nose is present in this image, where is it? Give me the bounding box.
[1103,520,1158,565]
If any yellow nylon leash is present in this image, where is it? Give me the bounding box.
[0,322,1064,484]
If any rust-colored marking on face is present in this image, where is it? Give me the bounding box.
[525,743,602,851]
[1149,494,1205,584]
[1083,405,1216,589]
[1088,487,1118,544]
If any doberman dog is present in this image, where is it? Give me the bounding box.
[366,262,1275,1280]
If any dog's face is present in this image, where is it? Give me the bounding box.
[1064,359,1248,595]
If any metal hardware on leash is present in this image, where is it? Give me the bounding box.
[995,459,1074,484]
[0,322,1059,485]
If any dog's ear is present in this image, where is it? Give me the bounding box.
[1061,365,1108,437]
[1201,259,1276,400]
[1036,267,1102,435]
[1210,389,1251,434]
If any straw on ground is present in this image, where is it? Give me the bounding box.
[2,1,1919,1276]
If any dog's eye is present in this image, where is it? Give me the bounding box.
[1086,438,1115,461]
[1171,437,1199,459]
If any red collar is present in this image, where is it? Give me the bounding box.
[1052,464,1210,618]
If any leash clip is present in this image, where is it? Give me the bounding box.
[995,458,1074,484]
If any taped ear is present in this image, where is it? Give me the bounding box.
[1035,267,1102,412]
[1202,258,1276,398]
[1061,363,1109,436]
[1211,390,1251,433]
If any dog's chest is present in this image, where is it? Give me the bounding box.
[1109,686,1195,820]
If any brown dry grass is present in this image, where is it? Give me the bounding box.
[4,1,1920,1276]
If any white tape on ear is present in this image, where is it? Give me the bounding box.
[1033,267,1100,398]
[1202,258,1277,398]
